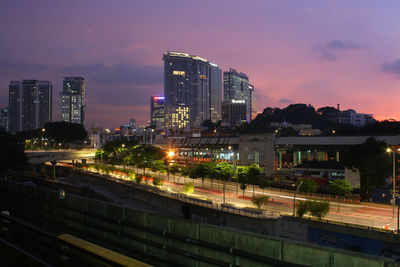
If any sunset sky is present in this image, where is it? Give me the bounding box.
[1,0,400,128]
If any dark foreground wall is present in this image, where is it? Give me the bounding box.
[0,179,398,267]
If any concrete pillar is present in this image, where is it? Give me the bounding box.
[51,161,57,179]
[336,151,340,162]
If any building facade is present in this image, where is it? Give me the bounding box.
[8,80,52,133]
[61,77,85,126]
[326,110,374,127]
[0,108,8,131]
[150,96,165,130]
[221,100,247,127]
[163,52,222,130]
[223,68,254,124]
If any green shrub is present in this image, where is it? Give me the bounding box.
[182,182,195,194]
[152,176,163,187]
[310,201,330,220]
[251,195,270,210]
[136,174,143,184]
[296,200,330,220]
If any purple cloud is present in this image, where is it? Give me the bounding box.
[382,59,400,76]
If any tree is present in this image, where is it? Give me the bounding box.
[129,145,164,175]
[309,201,330,220]
[328,179,353,212]
[152,176,163,187]
[212,162,233,203]
[296,201,309,218]
[235,166,248,196]
[298,179,317,194]
[251,195,270,210]
[203,162,216,188]
[296,200,330,220]
[44,121,87,147]
[247,163,262,196]
[168,163,180,182]
[0,130,27,176]
[151,160,166,173]
[342,137,391,199]
[191,164,208,188]
[182,182,195,194]
[258,178,271,194]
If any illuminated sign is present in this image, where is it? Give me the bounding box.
[173,70,185,75]
[231,99,245,104]
[200,75,207,80]
[153,96,165,100]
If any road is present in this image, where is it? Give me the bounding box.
[71,164,399,231]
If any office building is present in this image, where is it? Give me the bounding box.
[326,110,374,127]
[223,68,253,123]
[249,84,257,119]
[222,99,247,127]
[165,105,190,130]
[209,63,222,123]
[8,80,52,133]
[163,51,222,129]
[150,96,165,130]
[0,108,8,131]
[61,77,85,125]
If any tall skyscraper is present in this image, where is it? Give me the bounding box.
[0,108,8,131]
[223,68,254,124]
[222,99,247,127]
[163,51,222,130]
[209,63,222,123]
[8,80,52,133]
[61,77,85,126]
[150,96,165,129]
[249,84,257,119]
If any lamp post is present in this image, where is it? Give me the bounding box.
[293,179,304,216]
[387,148,398,218]
[41,128,46,150]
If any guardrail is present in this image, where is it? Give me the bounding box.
[75,166,281,219]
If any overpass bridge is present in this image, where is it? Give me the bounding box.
[25,149,97,164]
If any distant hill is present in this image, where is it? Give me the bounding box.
[251,104,335,130]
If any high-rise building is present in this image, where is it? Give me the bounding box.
[8,80,52,133]
[223,68,253,123]
[209,63,222,123]
[0,108,8,131]
[222,99,247,127]
[150,96,165,130]
[249,84,257,120]
[61,77,85,126]
[163,51,222,129]
[165,104,190,130]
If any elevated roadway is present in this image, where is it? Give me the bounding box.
[25,149,97,164]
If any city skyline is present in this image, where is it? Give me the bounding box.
[1,1,400,128]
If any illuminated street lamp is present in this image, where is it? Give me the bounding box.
[387,147,400,218]
[41,128,46,149]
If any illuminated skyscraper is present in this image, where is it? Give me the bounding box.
[150,96,165,129]
[163,52,222,129]
[223,68,254,124]
[61,77,85,126]
[8,80,52,133]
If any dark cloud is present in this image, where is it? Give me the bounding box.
[63,63,162,85]
[0,61,50,72]
[382,59,400,75]
[313,40,363,62]
[278,98,294,104]
[326,40,362,50]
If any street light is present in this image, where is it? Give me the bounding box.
[387,147,400,218]
[293,179,304,216]
[41,128,46,149]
